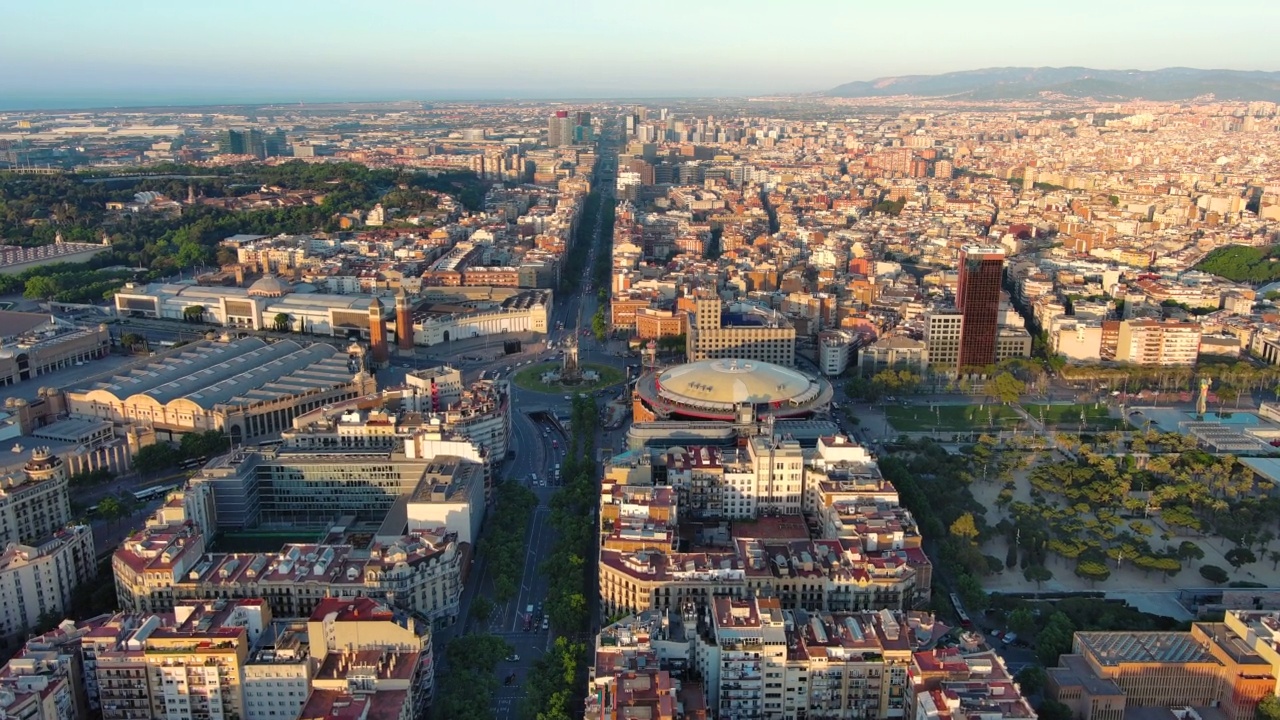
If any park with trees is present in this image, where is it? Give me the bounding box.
[0,163,485,305]
[954,431,1280,596]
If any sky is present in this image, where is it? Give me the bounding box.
[2,0,1278,109]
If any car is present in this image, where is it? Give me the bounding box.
[989,629,1002,637]
[505,654,520,662]
[541,618,549,631]
[1002,633,1017,645]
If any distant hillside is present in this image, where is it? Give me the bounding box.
[828,67,1280,102]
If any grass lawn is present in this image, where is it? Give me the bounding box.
[512,362,625,394]
[884,404,1024,432]
[1023,403,1126,429]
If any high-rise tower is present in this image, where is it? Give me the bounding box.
[368,297,389,365]
[548,111,574,147]
[395,287,414,351]
[956,245,1005,370]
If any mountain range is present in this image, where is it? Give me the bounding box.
[827,67,1280,102]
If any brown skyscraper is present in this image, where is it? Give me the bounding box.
[956,245,1005,370]
[368,297,389,365]
[395,287,414,350]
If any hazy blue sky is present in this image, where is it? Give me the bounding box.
[2,0,1277,108]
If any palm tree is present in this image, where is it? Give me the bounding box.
[183,305,206,324]
[273,313,292,333]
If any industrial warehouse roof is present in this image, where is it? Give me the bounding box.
[68,337,358,410]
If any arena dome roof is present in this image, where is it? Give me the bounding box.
[656,359,821,408]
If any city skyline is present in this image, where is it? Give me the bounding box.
[3,0,1279,109]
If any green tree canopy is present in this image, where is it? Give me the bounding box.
[1225,547,1257,569]
[1023,564,1053,589]
[1199,564,1230,584]
[984,372,1026,405]
[949,513,980,544]
[1256,694,1280,720]
[1075,560,1111,585]
[133,443,179,474]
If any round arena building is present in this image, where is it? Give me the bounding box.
[634,358,833,421]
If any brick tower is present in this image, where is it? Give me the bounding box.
[395,286,414,351]
[368,297,389,365]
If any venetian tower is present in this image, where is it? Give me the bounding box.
[395,286,414,351]
[368,296,389,365]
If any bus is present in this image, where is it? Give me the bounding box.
[133,484,179,503]
[949,592,972,628]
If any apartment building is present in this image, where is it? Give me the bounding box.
[587,602,947,720]
[599,533,928,619]
[696,596,919,720]
[635,307,686,340]
[0,619,87,720]
[1047,612,1280,720]
[994,327,1033,361]
[86,600,266,720]
[305,597,434,717]
[114,484,465,625]
[285,374,511,475]
[0,526,96,641]
[602,434,929,617]
[586,609,704,720]
[611,297,652,331]
[908,648,1035,720]
[81,597,431,720]
[859,336,928,376]
[661,437,804,521]
[82,614,149,720]
[0,448,73,547]
[686,291,796,366]
[818,330,857,377]
[1114,319,1203,365]
[1054,320,1105,361]
[242,621,311,720]
[599,484,679,553]
[117,524,462,626]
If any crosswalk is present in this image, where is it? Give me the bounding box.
[493,692,526,719]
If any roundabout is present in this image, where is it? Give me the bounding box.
[512,361,625,394]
